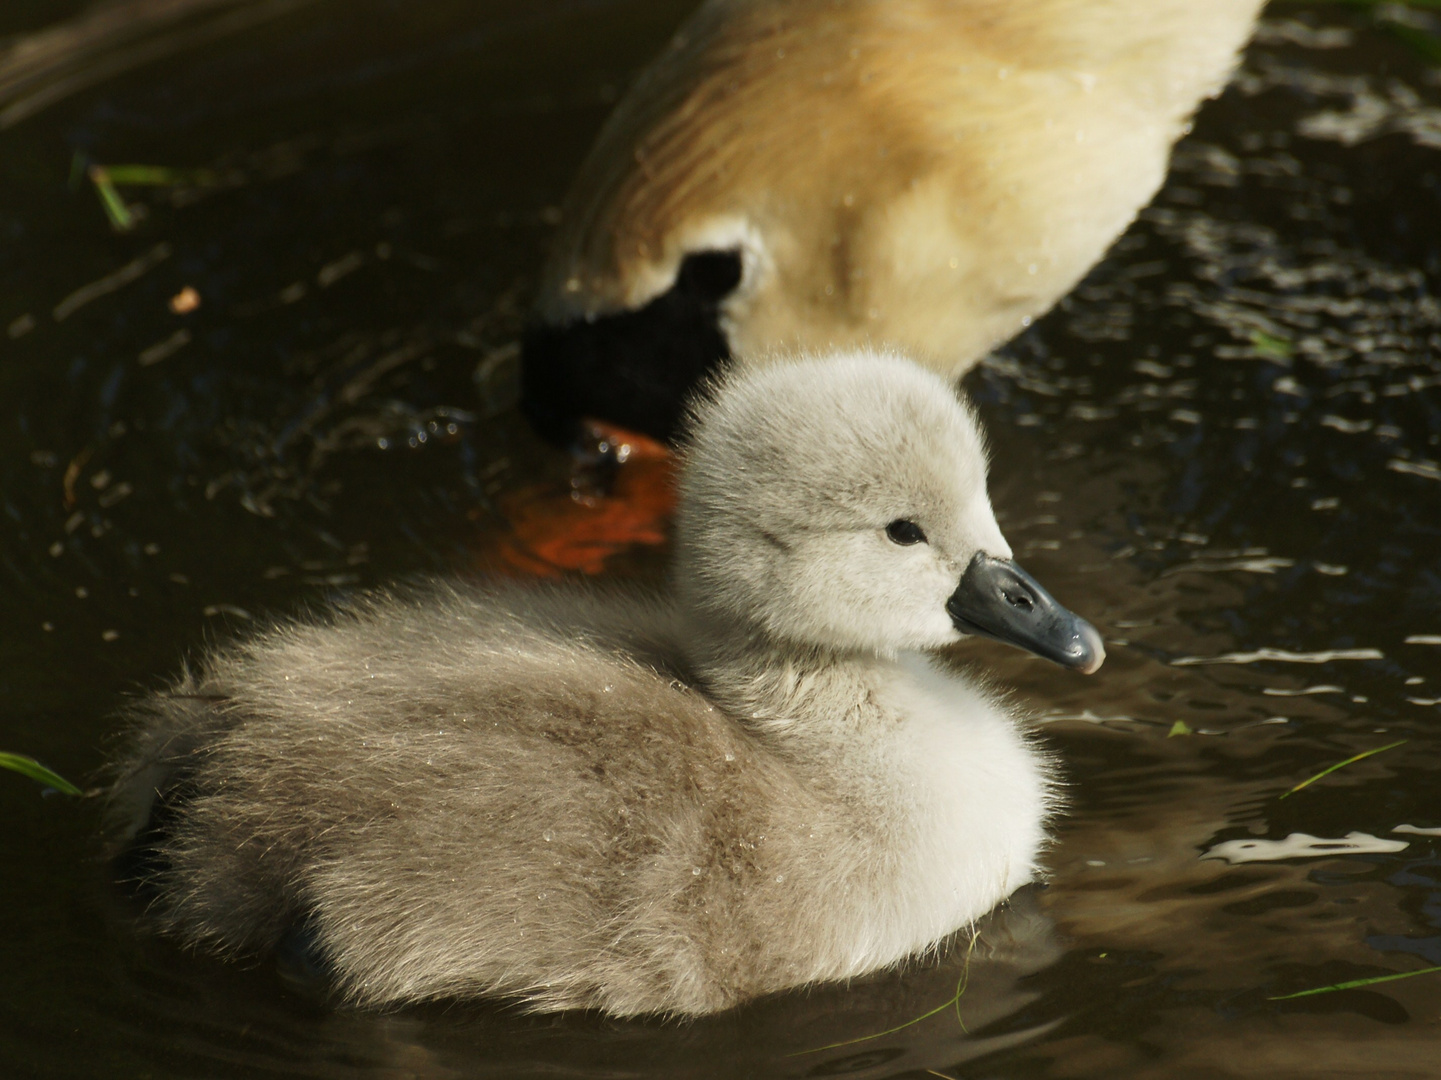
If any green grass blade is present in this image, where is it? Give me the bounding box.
[1278,739,1406,799]
[88,169,135,232]
[1248,331,1294,361]
[785,979,963,1056]
[101,165,217,186]
[84,162,219,231]
[1268,964,1441,1000]
[788,934,979,1056]
[0,752,83,796]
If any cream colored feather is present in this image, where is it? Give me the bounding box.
[538,0,1263,372]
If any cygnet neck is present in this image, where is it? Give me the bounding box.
[678,608,900,755]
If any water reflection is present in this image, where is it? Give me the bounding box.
[1,2,1440,1078]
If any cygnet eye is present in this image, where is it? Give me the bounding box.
[885,519,927,546]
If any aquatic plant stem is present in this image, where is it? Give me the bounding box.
[788,934,977,1057]
[85,163,219,233]
[1278,739,1406,799]
[1268,964,1441,1000]
[89,168,134,231]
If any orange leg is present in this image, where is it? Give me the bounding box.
[486,421,676,577]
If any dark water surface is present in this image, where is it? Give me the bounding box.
[3,2,1440,1077]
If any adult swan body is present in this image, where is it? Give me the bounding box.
[523,0,1265,441]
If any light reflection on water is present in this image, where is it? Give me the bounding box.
[0,2,1439,1078]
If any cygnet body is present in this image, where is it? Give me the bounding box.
[111,351,1103,1016]
[523,0,1264,441]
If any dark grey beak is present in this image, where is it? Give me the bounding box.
[946,553,1105,674]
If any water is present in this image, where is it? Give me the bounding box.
[2,2,1440,1077]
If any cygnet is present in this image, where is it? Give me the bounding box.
[110,349,1104,1016]
[522,0,1264,441]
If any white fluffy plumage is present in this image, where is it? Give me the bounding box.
[110,350,1078,1017]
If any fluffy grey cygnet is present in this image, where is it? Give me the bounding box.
[109,350,1104,1017]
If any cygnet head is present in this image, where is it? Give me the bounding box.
[675,351,1104,672]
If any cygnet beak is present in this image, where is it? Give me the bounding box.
[946,554,1105,674]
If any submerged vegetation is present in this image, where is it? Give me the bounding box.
[71,153,217,232]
